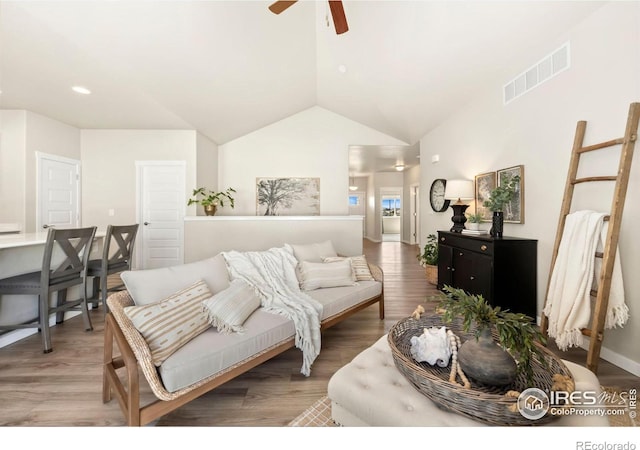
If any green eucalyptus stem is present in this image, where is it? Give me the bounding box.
[437,285,547,385]
[483,175,520,212]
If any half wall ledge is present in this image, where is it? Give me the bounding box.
[184,216,364,262]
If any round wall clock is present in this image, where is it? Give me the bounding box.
[429,179,450,212]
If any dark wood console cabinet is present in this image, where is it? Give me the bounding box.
[437,231,537,318]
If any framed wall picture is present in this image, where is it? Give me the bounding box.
[474,172,496,222]
[497,165,524,224]
[256,177,320,216]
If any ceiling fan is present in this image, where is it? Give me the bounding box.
[268,0,349,35]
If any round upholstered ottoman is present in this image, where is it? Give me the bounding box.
[327,335,609,427]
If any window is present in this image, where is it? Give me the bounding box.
[349,195,360,206]
[382,196,401,217]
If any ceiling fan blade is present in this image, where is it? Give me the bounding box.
[328,0,349,34]
[268,1,298,15]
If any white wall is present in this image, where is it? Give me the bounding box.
[81,130,197,230]
[195,132,219,216]
[0,110,81,232]
[218,106,407,216]
[0,111,27,227]
[419,2,640,373]
[24,111,81,232]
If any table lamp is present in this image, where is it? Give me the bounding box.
[444,179,474,233]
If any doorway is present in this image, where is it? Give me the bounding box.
[36,152,81,230]
[381,193,401,242]
[136,161,186,269]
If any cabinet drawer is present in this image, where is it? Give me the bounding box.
[439,233,493,256]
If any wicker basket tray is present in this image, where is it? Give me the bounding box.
[388,315,573,426]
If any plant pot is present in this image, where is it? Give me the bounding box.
[490,211,504,238]
[457,327,517,386]
[425,264,438,286]
[467,223,480,231]
[203,205,217,216]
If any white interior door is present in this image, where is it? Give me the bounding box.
[136,161,185,269]
[37,152,80,230]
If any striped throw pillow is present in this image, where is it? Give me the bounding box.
[297,260,356,291]
[323,255,374,281]
[124,280,212,366]
[201,279,261,334]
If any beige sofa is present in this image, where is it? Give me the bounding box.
[102,247,384,426]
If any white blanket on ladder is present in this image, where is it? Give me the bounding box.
[543,210,629,351]
[222,247,322,376]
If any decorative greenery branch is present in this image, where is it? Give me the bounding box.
[437,285,547,384]
[187,187,236,208]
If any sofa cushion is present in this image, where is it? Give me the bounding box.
[121,254,230,306]
[288,240,337,262]
[159,309,295,393]
[202,279,261,334]
[323,255,374,281]
[297,260,355,291]
[124,280,212,366]
[307,280,382,321]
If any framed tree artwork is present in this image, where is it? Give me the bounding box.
[256,177,320,216]
[497,165,524,224]
[474,172,496,222]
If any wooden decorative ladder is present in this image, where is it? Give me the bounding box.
[540,102,639,374]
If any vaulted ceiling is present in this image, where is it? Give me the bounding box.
[0,1,605,145]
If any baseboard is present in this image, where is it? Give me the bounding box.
[0,311,82,349]
[535,315,640,377]
[579,337,640,377]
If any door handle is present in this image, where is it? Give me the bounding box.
[144,222,150,226]
[42,224,50,229]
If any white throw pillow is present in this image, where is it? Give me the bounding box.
[124,280,212,366]
[323,255,374,281]
[288,240,338,263]
[121,254,230,305]
[297,260,356,291]
[201,279,262,334]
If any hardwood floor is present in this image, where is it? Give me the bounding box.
[0,239,637,426]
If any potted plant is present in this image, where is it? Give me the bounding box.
[482,174,520,238]
[465,212,483,231]
[437,285,546,386]
[187,187,236,216]
[417,234,438,286]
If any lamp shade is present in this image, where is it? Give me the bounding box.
[444,179,474,202]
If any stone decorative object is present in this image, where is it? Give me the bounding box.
[457,327,516,386]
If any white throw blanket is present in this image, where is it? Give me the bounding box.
[544,210,629,350]
[222,247,322,376]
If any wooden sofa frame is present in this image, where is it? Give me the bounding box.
[103,264,384,426]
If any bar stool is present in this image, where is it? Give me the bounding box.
[0,226,97,353]
[86,224,139,314]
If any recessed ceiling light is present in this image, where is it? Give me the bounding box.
[72,86,91,95]
[338,64,347,74]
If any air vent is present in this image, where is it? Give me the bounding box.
[503,42,570,104]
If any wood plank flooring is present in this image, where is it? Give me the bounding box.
[0,239,637,426]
